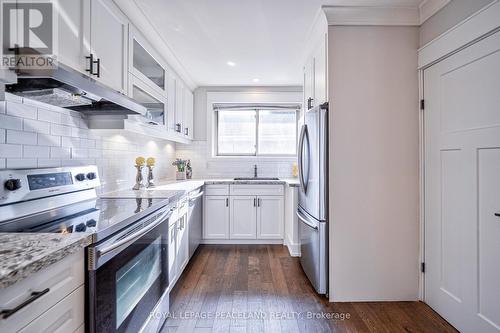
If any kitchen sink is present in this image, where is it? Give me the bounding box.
[234,177,280,181]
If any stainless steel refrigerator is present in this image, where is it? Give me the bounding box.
[297,102,328,295]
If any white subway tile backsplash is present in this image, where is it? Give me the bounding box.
[24,145,50,158]
[61,136,80,147]
[37,159,61,168]
[23,118,50,134]
[71,148,88,159]
[0,114,23,130]
[50,147,71,159]
[38,108,61,123]
[7,159,37,169]
[6,102,37,119]
[38,134,61,147]
[50,124,72,136]
[6,130,37,145]
[2,94,177,192]
[0,144,22,158]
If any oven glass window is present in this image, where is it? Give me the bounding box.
[116,237,162,328]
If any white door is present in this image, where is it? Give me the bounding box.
[175,79,184,134]
[203,196,229,239]
[53,0,89,74]
[168,222,177,286]
[184,88,194,139]
[303,57,315,110]
[176,215,189,273]
[89,0,128,93]
[424,30,500,333]
[257,196,284,239]
[230,196,257,239]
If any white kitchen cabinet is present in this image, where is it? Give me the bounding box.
[174,78,184,134]
[168,222,177,286]
[176,199,189,273]
[129,75,167,126]
[203,196,230,239]
[183,88,194,139]
[303,33,327,110]
[53,0,89,74]
[128,26,166,94]
[303,57,315,110]
[88,0,128,93]
[257,196,284,239]
[230,196,257,239]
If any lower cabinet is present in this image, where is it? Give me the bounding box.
[203,196,230,239]
[230,196,257,239]
[257,196,284,239]
[168,197,190,289]
[204,185,284,241]
[168,222,177,286]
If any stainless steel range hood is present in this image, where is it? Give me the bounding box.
[6,63,147,116]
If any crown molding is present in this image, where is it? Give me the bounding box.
[419,0,451,24]
[322,0,450,26]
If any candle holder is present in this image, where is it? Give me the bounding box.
[147,165,155,188]
[132,165,144,190]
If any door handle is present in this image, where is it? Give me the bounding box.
[296,210,318,230]
[495,213,500,217]
[253,198,256,207]
[184,128,189,136]
[226,198,229,207]
[85,54,94,74]
[298,125,308,193]
[175,123,182,133]
[94,58,100,78]
[258,198,261,207]
[307,97,313,110]
[0,288,50,319]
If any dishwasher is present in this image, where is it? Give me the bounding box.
[187,187,203,258]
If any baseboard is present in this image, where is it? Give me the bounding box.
[201,239,285,245]
[285,236,301,257]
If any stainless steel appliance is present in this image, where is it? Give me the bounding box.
[5,49,146,116]
[0,166,181,333]
[187,187,204,259]
[297,102,329,295]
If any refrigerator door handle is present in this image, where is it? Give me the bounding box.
[297,210,318,230]
[298,125,309,193]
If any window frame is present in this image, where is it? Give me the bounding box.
[215,108,298,157]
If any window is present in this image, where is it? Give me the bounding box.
[216,108,297,156]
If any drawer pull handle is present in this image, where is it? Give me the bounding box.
[0,288,50,319]
[495,213,500,217]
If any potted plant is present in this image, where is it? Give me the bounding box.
[172,159,188,180]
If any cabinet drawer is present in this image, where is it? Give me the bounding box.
[205,185,230,196]
[19,285,84,333]
[230,185,284,196]
[0,250,84,333]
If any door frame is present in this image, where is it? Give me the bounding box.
[417,0,500,301]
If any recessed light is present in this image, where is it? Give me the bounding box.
[226,61,236,67]
[252,78,260,83]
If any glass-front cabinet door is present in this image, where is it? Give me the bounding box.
[129,26,166,93]
[130,76,167,126]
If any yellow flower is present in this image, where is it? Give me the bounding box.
[147,157,156,167]
[135,156,145,166]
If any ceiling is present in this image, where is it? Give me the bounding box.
[133,0,425,87]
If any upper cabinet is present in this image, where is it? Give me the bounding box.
[303,33,327,111]
[129,76,166,126]
[184,88,194,140]
[129,26,167,94]
[89,0,128,93]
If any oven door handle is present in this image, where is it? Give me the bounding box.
[97,208,173,257]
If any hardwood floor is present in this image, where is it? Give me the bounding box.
[162,245,458,333]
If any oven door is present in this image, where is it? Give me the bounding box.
[87,206,172,333]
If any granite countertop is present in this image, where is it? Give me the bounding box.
[178,178,300,187]
[0,232,92,289]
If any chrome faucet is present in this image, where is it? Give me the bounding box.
[254,164,258,178]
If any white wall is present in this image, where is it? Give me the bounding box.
[420,0,496,46]
[177,86,302,179]
[328,26,420,301]
[0,94,177,193]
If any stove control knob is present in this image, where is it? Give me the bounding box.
[86,172,96,180]
[75,173,86,182]
[86,219,97,227]
[75,223,87,232]
[4,179,22,191]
